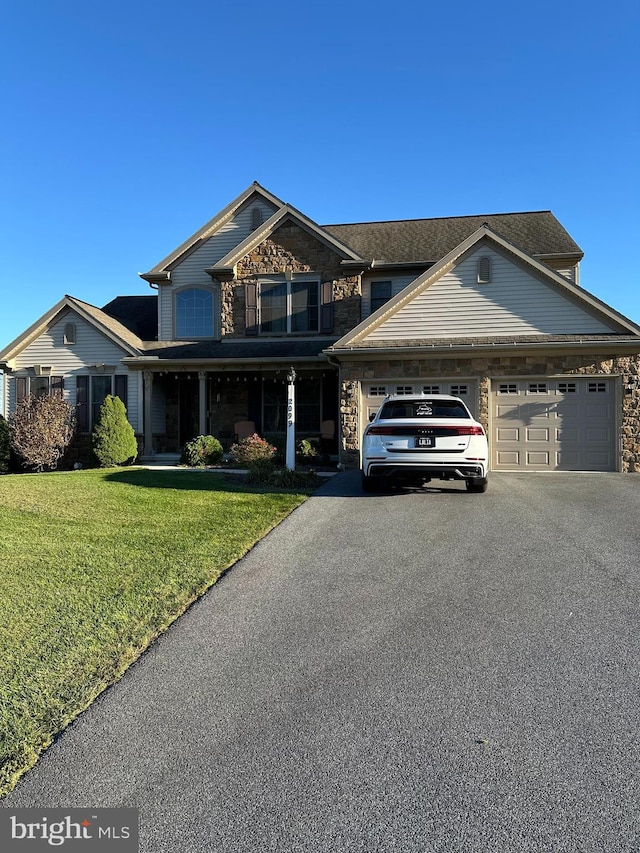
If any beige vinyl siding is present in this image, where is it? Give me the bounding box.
[9,311,138,428]
[367,247,616,340]
[159,199,278,341]
[361,275,419,319]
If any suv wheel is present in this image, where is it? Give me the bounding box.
[465,477,488,493]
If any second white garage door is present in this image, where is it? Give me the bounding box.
[492,378,616,471]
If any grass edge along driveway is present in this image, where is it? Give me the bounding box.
[0,468,309,797]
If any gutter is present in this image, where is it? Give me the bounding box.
[121,354,332,368]
[325,339,640,358]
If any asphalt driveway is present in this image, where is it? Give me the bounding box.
[2,471,639,852]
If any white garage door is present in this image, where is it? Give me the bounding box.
[362,380,478,426]
[492,378,616,471]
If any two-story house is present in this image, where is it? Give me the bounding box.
[2,181,640,472]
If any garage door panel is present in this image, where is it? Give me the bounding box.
[585,426,610,443]
[492,379,615,472]
[557,450,579,469]
[527,450,550,466]
[497,427,519,441]
[526,427,550,441]
[497,450,520,466]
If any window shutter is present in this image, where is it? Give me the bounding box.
[114,375,128,408]
[51,376,64,396]
[245,283,258,336]
[76,375,89,432]
[320,281,334,334]
[16,376,27,402]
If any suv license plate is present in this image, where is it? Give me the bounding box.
[416,436,434,448]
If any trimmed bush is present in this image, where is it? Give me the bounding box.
[0,415,10,473]
[9,394,77,472]
[229,433,277,466]
[91,395,138,468]
[180,435,223,467]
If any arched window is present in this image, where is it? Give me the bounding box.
[175,288,214,338]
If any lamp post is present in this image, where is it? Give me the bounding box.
[286,367,296,471]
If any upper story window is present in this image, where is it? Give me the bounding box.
[175,288,214,338]
[370,280,393,314]
[260,280,319,334]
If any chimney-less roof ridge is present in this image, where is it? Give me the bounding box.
[322,210,554,228]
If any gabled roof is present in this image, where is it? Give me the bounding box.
[140,184,584,288]
[205,203,366,278]
[140,182,285,282]
[0,296,144,363]
[323,210,583,264]
[329,225,640,351]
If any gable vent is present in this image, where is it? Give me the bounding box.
[477,256,492,284]
[251,208,263,229]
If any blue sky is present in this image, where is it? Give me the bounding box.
[1,0,639,351]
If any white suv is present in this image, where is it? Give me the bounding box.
[361,394,489,492]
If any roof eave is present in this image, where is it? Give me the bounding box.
[325,338,640,359]
[139,271,171,284]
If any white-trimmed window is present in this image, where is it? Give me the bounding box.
[175,288,215,338]
[368,386,388,397]
[498,383,518,395]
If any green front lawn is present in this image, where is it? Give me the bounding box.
[0,468,309,796]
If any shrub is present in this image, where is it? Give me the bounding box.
[91,395,138,467]
[180,435,223,467]
[9,394,77,472]
[229,433,277,466]
[0,415,10,473]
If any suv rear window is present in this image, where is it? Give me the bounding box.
[379,400,470,419]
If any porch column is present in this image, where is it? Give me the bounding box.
[198,370,207,436]
[143,371,153,456]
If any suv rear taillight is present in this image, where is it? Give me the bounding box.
[367,425,484,436]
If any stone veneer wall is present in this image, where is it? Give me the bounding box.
[220,223,361,337]
[338,352,640,472]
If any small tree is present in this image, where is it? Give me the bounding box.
[10,394,77,472]
[91,395,138,467]
[0,414,10,473]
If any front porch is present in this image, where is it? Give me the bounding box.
[140,367,338,457]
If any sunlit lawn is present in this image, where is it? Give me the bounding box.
[0,468,309,795]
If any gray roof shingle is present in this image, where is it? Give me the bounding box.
[322,211,582,263]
